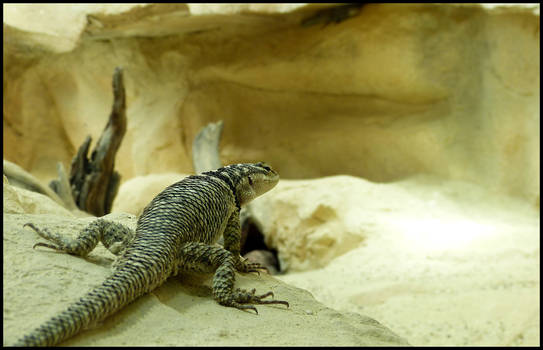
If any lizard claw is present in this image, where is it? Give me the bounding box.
[23,223,38,230]
[25,223,65,252]
[256,298,290,308]
[228,288,289,312]
[33,242,62,251]
[254,291,289,308]
[236,304,259,314]
[240,260,269,275]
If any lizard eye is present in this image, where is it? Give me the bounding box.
[258,163,271,171]
[248,176,253,185]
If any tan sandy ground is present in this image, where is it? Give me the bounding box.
[274,176,540,346]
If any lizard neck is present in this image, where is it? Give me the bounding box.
[200,169,241,210]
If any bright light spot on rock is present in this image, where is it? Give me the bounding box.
[399,218,496,252]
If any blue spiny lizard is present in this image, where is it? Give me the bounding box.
[14,162,288,346]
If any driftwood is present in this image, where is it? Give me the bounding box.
[3,159,68,208]
[66,67,127,216]
[191,120,224,174]
[48,162,78,211]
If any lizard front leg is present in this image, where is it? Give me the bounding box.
[222,208,268,274]
[176,242,288,314]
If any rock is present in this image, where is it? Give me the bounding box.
[253,174,540,345]
[2,182,409,346]
[112,173,188,216]
[3,159,69,209]
[3,175,74,217]
[251,175,369,272]
[2,4,539,206]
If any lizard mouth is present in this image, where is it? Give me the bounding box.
[253,172,279,195]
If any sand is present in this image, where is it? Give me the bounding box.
[275,175,540,346]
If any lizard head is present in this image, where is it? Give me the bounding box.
[233,162,279,206]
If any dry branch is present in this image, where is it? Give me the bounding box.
[191,120,224,174]
[68,67,127,216]
[48,162,78,210]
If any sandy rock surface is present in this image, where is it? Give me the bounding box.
[2,181,408,346]
[251,175,539,346]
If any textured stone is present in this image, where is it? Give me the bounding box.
[255,174,539,345]
[2,3,539,206]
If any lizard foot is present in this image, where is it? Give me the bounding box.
[24,223,66,251]
[237,258,269,275]
[228,288,289,314]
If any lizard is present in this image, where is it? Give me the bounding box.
[13,162,288,346]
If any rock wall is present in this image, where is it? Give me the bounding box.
[3,5,539,345]
[3,4,539,206]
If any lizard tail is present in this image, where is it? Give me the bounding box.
[13,265,151,346]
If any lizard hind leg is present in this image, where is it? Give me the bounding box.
[24,219,134,257]
[177,242,289,314]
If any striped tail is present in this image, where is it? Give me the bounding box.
[13,265,152,346]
